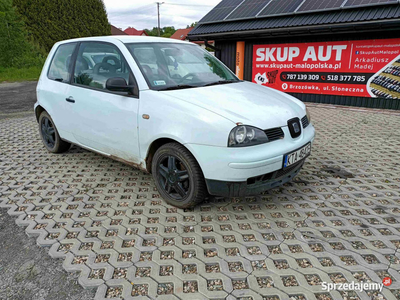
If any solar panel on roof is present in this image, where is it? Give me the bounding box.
[198,0,399,24]
[199,0,244,23]
[344,0,397,7]
[297,0,346,12]
[258,0,304,16]
[225,0,272,20]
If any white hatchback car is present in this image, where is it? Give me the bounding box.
[36,36,315,208]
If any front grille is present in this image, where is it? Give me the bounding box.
[301,115,309,129]
[264,127,284,141]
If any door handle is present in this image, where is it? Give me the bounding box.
[66,97,75,103]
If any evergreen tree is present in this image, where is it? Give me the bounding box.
[13,0,111,52]
[0,0,44,68]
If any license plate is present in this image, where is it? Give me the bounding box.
[283,143,311,168]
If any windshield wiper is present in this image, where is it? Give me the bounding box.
[158,84,198,91]
[203,80,238,87]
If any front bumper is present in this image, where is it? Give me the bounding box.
[185,124,315,182]
[206,160,304,197]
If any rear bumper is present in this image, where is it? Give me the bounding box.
[206,160,304,197]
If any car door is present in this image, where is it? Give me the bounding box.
[41,42,77,141]
[67,41,140,163]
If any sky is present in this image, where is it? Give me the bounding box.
[103,0,221,31]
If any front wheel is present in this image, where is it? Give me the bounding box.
[151,143,207,208]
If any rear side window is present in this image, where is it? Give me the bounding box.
[48,43,77,83]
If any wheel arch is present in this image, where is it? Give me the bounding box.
[145,138,178,173]
[145,138,201,174]
[35,105,46,122]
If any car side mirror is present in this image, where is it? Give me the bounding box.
[106,77,135,95]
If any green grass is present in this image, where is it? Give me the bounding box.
[0,66,42,82]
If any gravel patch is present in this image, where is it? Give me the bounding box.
[257,276,274,288]
[132,284,148,296]
[207,279,224,291]
[160,265,173,276]
[157,283,174,295]
[183,281,198,293]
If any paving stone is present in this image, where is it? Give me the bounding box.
[1,107,400,299]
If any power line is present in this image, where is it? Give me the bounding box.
[117,1,211,32]
[134,4,156,11]
[163,3,214,7]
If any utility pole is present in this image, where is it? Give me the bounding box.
[156,2,164,37]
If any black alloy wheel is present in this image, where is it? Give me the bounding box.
[152,143,207,208]
[157,155,190,200]
[41,116,56,149]
[38,111,71,153]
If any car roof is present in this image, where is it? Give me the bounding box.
[56,35,193,45]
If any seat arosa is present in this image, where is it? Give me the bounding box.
[35,36,315,208]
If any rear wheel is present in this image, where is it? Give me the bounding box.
[152,143,207,208]
[38,111,71,153]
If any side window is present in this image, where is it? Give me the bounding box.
[73,42,133,90]
[48,43,77,82]
[133,47,161,80]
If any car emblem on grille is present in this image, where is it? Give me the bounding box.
[292,122,300,133]
[287,118,302,138]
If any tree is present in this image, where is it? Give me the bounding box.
[13,0,111,52]
[161,26,176,38]
[0,0,44,68]
[145,27,159,36]
[145,26,176,37]
[187,22,198,28]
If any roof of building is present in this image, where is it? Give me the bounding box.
[111,25,128,36]
[124,27,148,36]
[171,27,194,40]
[192,40,215,45]
[189,1,400,39]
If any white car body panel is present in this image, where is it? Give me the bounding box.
[138,89,236,158]
[164,81,306,129]
[36,36,315,194]
[66,86,140,162]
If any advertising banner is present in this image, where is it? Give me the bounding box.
[252,38,400,99]
[236,41,245,80]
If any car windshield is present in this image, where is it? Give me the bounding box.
[125,42,239,90]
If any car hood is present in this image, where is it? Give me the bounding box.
[162,81,306,129]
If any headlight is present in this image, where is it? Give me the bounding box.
[306,107,311,123]
[228,125,269,147]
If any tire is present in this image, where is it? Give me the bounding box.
[152,142,207,208]
[38,111,71,153]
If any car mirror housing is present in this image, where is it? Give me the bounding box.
[106,77,135,95]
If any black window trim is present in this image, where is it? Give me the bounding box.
[47,42,78,83]
[70,41,139,98]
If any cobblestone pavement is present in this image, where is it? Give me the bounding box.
[1,106,400,300]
